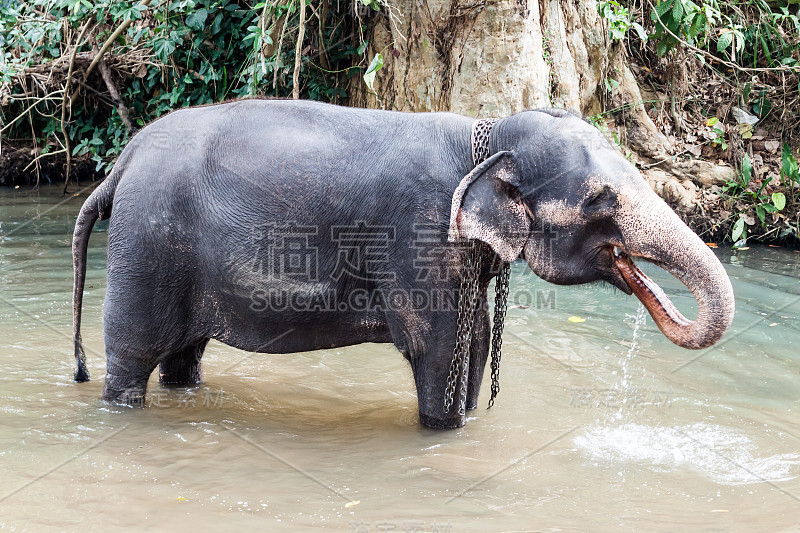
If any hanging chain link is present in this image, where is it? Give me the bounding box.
[443,241,482,415]
[488,262,510,408]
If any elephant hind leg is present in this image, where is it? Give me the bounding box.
[159,339,209,386]
[102,343,160,407]
[101,339,208,406]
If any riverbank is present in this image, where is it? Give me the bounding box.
[595,56,800,249]
[0,143,102,189]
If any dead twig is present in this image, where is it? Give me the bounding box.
[293,0,307,99]
[97,52,136,134]
[72,0,153,100]
[273,0,292,90]
[23,148,67,172]
[312,0,330,70]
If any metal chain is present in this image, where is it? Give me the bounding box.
[443,117,505,416]
[488,262,510,408]
[443,241,482,415]
[471,118,498,165]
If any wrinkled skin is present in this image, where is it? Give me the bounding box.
[72,101,734,429]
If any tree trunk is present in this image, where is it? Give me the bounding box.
[349,0,734,226]
[352,0,617,116]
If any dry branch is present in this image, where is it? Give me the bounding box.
[293,0,307,99]
[61,20,91,191]
[79,0,154,88]
[97,53,135,134]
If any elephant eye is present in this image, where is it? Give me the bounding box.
[584,185,617,214]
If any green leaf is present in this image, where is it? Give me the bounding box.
[655,0,673,19]
[782,143,799,182]
[717,30,733,52]
[363,53,383,93]
[153,36,176,62]
[687,13,702,41]
[756,204,765,223]
[772,192,786,211]
[741,153,752,186]
[186,8,208,30]
[732,215,745,242]
[671,0,684,22]
[632,22,648,41]
[733,29,745,53]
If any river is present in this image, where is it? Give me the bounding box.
[1,185,799,531]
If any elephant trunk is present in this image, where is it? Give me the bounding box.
[617,188,735,350]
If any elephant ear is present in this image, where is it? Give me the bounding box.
[448,151,531,262]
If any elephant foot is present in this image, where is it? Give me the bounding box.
[419,412,466,429]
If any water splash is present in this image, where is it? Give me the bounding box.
[575,423,799,485]
[610,304,648,422]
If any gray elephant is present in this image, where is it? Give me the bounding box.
[71,100,734,428]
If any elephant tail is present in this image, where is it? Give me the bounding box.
[72,169,122,382]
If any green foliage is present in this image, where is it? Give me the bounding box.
[704,117,727,150]
[648,0,800,71]
[781,142,800,203]
[358,0,383,10]
[722,152,788,245]
[598,1,647,42]
[604,76,620,93]
[731,214,746,243]
[605,1,800,244]
[0,0,376,180]
[650,0,719,56]
[363,53,383,95]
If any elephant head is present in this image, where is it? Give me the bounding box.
[451,109,734,349]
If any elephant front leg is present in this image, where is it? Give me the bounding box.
[394,302,488,428]
[414,341,467,429]
[388,309,465,429]
[159,340,208,385]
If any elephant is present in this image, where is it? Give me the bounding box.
[71,99,735,429]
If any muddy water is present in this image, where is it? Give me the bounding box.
[1,185,799,532]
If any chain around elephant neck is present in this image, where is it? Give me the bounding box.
[472,118,511,409]
[442,118,511,415]
[471,118,498,165]
[443,241,483,416]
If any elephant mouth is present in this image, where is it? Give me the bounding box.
[610,246,692,331]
